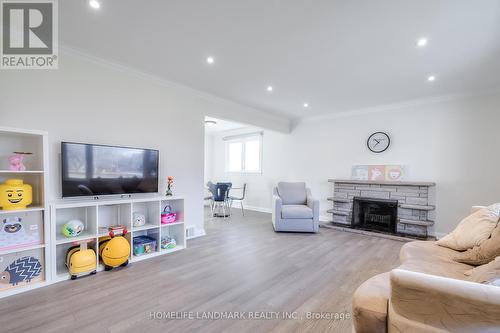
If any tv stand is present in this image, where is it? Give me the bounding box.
[50,195,186,283]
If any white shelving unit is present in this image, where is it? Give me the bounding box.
[0,127,49,299]
[50,195,185,282]
[0,127,188,298]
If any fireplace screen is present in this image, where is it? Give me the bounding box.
[352,197,398,234]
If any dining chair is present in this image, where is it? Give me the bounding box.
[211,183,231,219]
[216,182,232,214]
[217,182,232,190]
[228,183,247,216]
[204,181,215,213]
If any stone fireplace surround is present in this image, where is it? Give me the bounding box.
[327,179,436,238]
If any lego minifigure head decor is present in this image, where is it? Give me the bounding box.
[0,179,33,210]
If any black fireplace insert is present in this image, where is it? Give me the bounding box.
[352,197,398,234]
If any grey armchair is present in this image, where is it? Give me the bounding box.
[272,182,319,233]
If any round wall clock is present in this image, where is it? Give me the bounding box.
[367,132,390,153]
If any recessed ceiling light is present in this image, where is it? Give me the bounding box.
[206,56,214,64]
[427,75,436,82]
[303,103,309,108]
[89,0,100,9]
[416,37,428,48]
[205,120,217,126]
[266,86,273,92]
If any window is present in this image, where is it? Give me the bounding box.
[225,133,262,173]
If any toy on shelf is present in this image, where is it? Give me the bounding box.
[166,176,174,196]
[133,235,157,256]
[8,152,32,171]
[0,256,42,286]
[0,217,41,252]
[160,236,176,250]
[99,235,130,271]
[132,212,146,227]
[161,205,177,224]
[62,219,84,238]
[66,244,97,280]
[0,179,33,210]
[107,225,128,237]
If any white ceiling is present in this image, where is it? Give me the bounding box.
[204,116,248,134]
[60,0,500,120]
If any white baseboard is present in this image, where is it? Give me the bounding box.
[434,232,446,240]
[186,232,206,240]
[211,204,337,220]
[185,225,206,240]
[241,205,272,214]
[226,202,272,214]
[205,202,271,214]
[320,215,331,222]
[228,206,331,218]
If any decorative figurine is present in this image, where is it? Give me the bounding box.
[0,179,33,210]
[166,176,174,196]
[8,152,32,171]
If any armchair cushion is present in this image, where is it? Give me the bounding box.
[277,182,307,205]
[281,205,313,219]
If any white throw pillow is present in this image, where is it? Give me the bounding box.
[437,204,500,251]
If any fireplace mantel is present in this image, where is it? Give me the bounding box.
[328,179,436,187]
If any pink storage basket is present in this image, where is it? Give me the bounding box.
[161,205,177,224]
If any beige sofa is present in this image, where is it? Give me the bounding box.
[352,208,500,333]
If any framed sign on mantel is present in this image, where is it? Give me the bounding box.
[351,165,407,181]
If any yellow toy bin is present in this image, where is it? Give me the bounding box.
[0,179,33,210]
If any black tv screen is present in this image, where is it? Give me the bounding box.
[61,142,159,197]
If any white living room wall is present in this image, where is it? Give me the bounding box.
[209,91,500,236]
[204,134,214,184]
[0,50,291,237]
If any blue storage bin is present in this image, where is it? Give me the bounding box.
[133,236,157,256]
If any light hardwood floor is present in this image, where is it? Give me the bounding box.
[0,208,404,333]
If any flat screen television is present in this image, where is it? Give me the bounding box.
[61,142,159,198]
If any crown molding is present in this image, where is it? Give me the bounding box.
[294,86,500,126]
[59,46,500,132]
[59,45,292,133]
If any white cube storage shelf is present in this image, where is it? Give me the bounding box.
[50,196,186,281]
[0,127,188,298]
[0,127,49,298]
